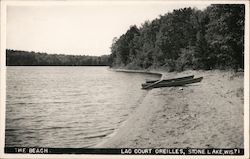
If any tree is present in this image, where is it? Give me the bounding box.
[109,4,245,71]
[205,4,245,69]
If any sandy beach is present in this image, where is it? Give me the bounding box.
[96,70,244,148]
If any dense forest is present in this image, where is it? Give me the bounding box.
[110,4,245,71]
[6,50,110,66]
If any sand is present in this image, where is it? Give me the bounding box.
[96,70,244,148]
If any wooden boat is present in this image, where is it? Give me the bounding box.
[142,77,203,89]
[143,75,194,88]
[146,75,194,83]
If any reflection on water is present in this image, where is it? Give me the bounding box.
[6,66,160,148]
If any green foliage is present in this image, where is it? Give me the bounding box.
[176,46,196,71]
[205,4,245,69]
[6,50,110,66]
[110,4,245,71]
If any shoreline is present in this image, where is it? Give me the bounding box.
[109,68,163,78]
[96,69,244,148]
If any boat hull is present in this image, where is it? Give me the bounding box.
[142,77,203,89]
[146,75,194,84]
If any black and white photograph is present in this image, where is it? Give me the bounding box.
[0,0,249,158]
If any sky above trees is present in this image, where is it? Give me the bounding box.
[7,1,210,56]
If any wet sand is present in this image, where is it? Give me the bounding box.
[96,70,244,148]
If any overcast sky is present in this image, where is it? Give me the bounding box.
[7,2,211,56]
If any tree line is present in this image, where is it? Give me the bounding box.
[6,49,110,66]
[110,4,245,71]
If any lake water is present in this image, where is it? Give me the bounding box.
[5,66,160,148]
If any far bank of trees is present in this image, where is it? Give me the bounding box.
[6,50,110,66]
[110,4,245,71]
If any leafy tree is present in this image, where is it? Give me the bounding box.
[109,4,245,71]
[205,4,245,69]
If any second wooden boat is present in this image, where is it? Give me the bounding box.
[142,77,203,89]
[142,75,194,88]
[146,75,194,83]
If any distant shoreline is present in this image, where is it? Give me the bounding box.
[6,65,109,67]
[6,49,111,66]
[110,68,163,78]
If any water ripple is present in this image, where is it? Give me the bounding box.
[6,66,160,147]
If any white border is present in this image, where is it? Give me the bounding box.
[0,0,7,157]
[244,0,250,158]
[0,0,249,159]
